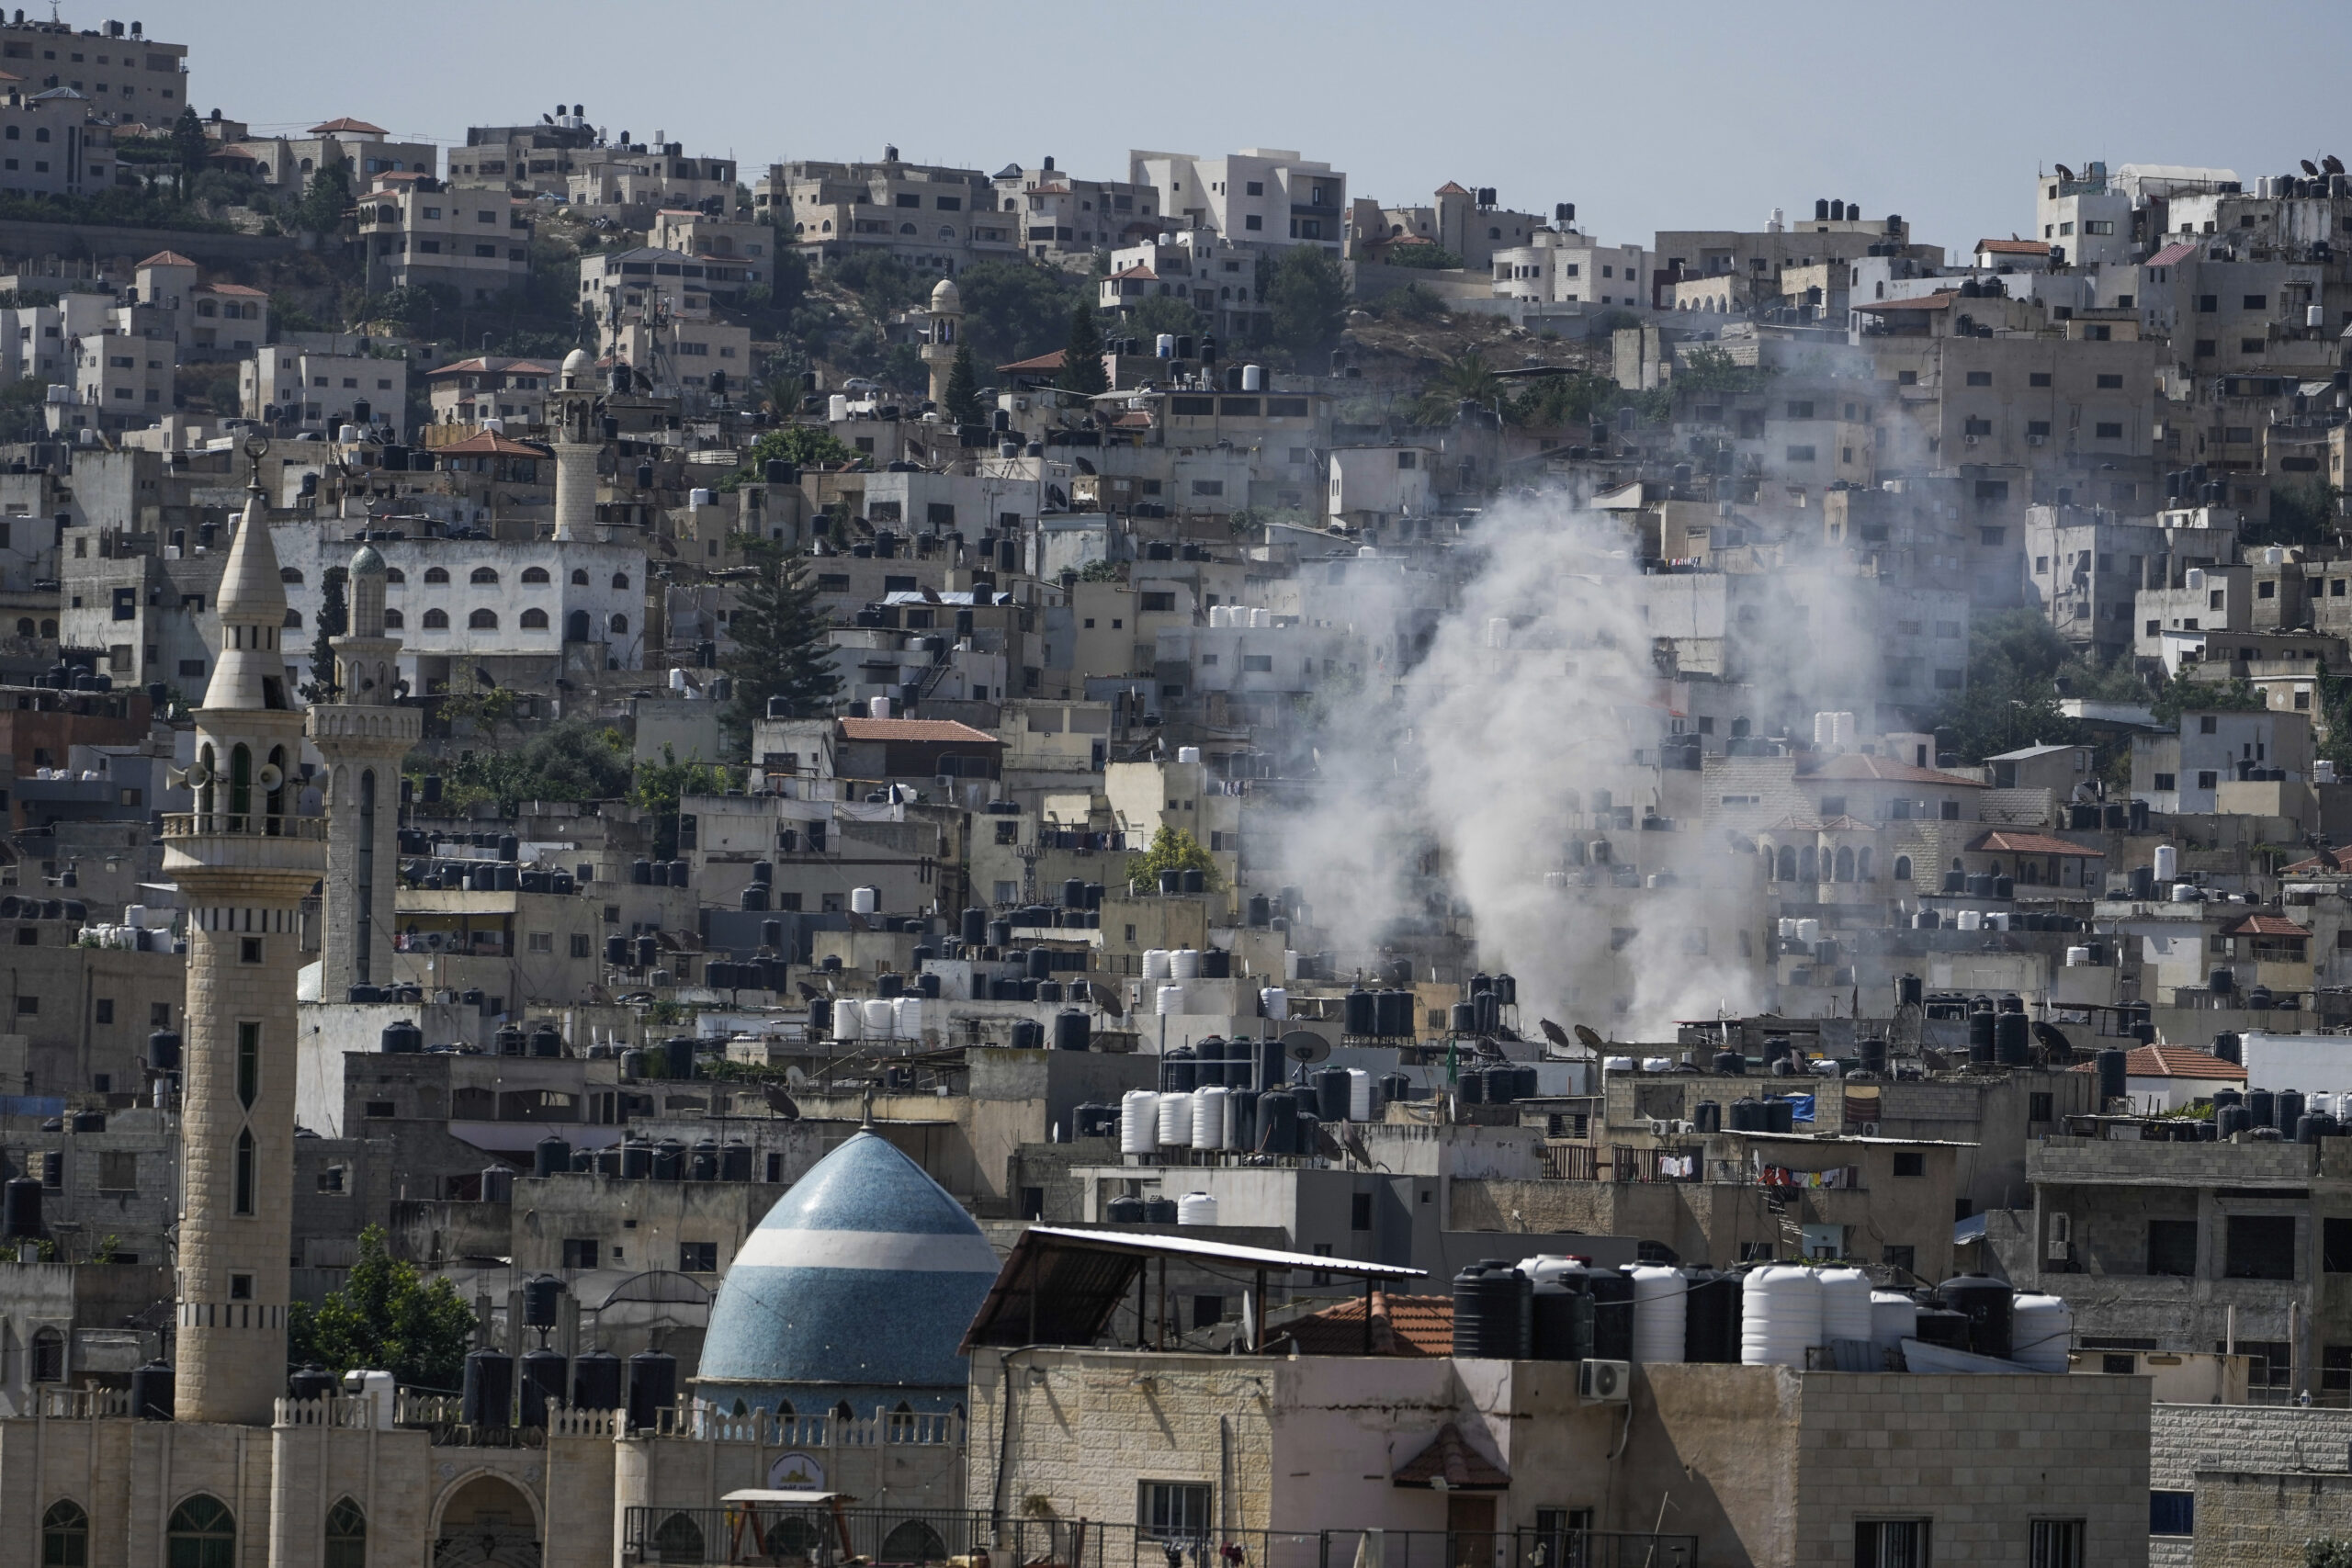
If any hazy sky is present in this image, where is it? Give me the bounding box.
[122,0,2352,258]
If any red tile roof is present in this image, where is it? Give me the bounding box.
[1109,265,1157,281]
[2147,241,2199,267]
[1268,1292,1453,1357]
[2071,1044,2246,1082]
[1393,1422,1509,1489]
[1801,752,1986,786]
[1978,239,2050,254]
[309,117,389,136]
[197,282,268,298]
[1853,292,1960,312]
[2219,913,2307,938]
[1435,181,1471,197]
[838,717,1001,746]
[996,348,1066,373]
[432,431,550,457]
[136,250,197,269]
[2284,846,2352,874]
[1969,829,2104,857]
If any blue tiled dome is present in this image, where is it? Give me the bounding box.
[697,1131,1000,1396]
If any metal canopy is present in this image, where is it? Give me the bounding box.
[959,1224,1424,1352]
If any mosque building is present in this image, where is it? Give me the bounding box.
[0,455,978,1568]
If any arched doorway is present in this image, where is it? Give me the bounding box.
[433,1475,540,1568]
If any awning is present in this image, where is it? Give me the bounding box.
[1393,1422,1510,1489]
[960,1224,1423,1351]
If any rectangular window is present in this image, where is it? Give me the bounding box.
[2225,1213,2296,1280]
[2094,423,2122,439]
[527,931,553,953]
[570,933,592,958]
[1892,1152,1924,1177]
[94,998,113,1025]
[1853,1520,1930,1568]
[1351,1192,1373,1231]
[2096,373,2123,389]
[2146,1218,2197,1276]
[1140,1483,1212,1540]
[562,1238,597,1269]
[2030,372,2052,387]
[2328,1217,2352,1272]
[2028,1519,2085,1568]
[1964,371,1991,387]
[1784,445,1815,461]
[2150,1491,2194,1536]
[96,1151,136,1193]
[678,1241,718,1272]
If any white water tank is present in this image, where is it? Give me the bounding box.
[892,996,924,1040]
[2153,844,2178,882]
[1177,1190,1218,1225]
[1176,746,1202,764]
[689,488,715,508]
[1283,950,1302,981]
[1208,605,1231,627]
[1955,909,1984,931]
[829,393,851,422]
[1739,1266,1823,1367]
[1868,1291,1917,1351]
[1250,607,1271,628]
[832,998,864,1040]
[1142,949,1171,981]
[2172,883,2200,902]
[1631,1265,1687,1363]
[1348,1067,1373,1122]
[2187,567,2205,590]
[1261,987,1289,1020]
[1157,1091,1193,1145]
[2065,945,2092,966]
[1603,1055,1635,1073]
[866,695,891,720]
[2322,760,2341,784]
[1156,333,1177,357]
[1642,1056,1675,1073]
[1987,911,2010,931]
[862,998,895,1039]
[1486,616,1510,649]
[1120,1090,1159,1156]
[1193,1086,1229,1149]
[1241,364,1263,391]
[1794,918,1822,944]
[1778,917,1797,938]
[1156,984,1183,1016]
[850,886,878,915]
[1171,948,1203,979]
[1817,1267,1873,1347]
[2009,1294,2073,1371]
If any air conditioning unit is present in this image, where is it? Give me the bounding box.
[1577,1359,1631,1403]
[2028,434,2046,446]
[1963,434,1981,446]
[2046,1213,2073,1261]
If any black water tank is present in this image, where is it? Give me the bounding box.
[380,1021,423,1054]
[529,1023,563,1059]
[1530,1266,1592,1360]
[2248,1088,2277,1129]
[619,1140,652,1179]
[1294,1110,1320,1156]
[463,1348,514,1427]
[523,1274,563,1328]
[626,1349,678,1430]
[1107,1195,1146,1223]
[1010,1019,1045,1051]
[2217,1103,2252,1139]
[130,1359,174,1420]
[148,1028,182,1071]
[1935,1274,2014,1358]
[665,1037,695,1080]
[1911,1307,1970,1350]
[1589,1269,1635,1360]
[1314,1066,1349,1122]
[1994,1012,2030,1066]
[2301,1112,2339,1145]
[1375,989,1415,1038]
[572,1348,623,1410]
[1344,987,1376,1036]
[1452,1261,1532,1359]
[534,1135,571,1179]
[2279,1089,2307,1133]
[288,1363,338,1403]
[1692,1100,1722,1133]
[1683,1269,1740,1363]
[519,1348,567,1428]
[1762,1099,1795,1134]
[2,1176,40,1238]
[1053,1010,1090,1052]
[2095,1049,2127,1104]
[1858,1038,1888,1076]
[1142,1196,1180,1224]
[1256,1090,1297,1152]
[1895,975,1923,1008]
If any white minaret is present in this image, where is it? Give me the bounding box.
[164,450,325,1424]
[551,345,597,542]
[308,543,417,995]
[922,276,962,408]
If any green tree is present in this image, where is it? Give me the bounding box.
[168,106,208,191]
[954,259,1085,368]
[1125,825,1220,891]
[287,1225,476,1390]
[720,543,842,744]
[1937,608,2078,762]
[432,718,632,812]
[302,565,346,703]
[1056,301,1108,394]
[2150,662,2268,727]
[2253,476,2344,548]
[1670,345,1773,393]
[720,424,864,492]
[1265,245,1350,364]
[829,251,921,315]
[1113,292,1203,343]
[1412,347,1505,424]
[634,745,737,860]
[2308,1539,2352,1568]
[943,341,983,424]
[1510,370,1623,431]
[1383,243,1464,270]
[289,160,353,235]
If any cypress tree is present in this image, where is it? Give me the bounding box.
[721,545,842,744]
[1056,301,1108,395]
[944,341,984,425]
[303,566,346,702]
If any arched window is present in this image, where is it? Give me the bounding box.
[233,1130,254,1214]
[422,608,448,629]
[423,567,449,584]
[611,572,630,591]
[383,568,404,583]
[279,568,303,583]
[284,610,302,629]
[1951,857,1964,873]
[15,618,30,637]
[1857,847,1873,881]
[469,567,499,584]
[1797,845,1816,883]
[1775,845,1797,882]
[1986,860,2003,878]
[609,614,629,635]
[938,225,955,241]
[29,1326,63,1382]
[40,618,54,637]
[571,569,590,585]
[382,609,403,629]
[1893,855,1913,883]
[520,608,548,629]
[652,1513,705,1566]
[566,610,590,641]
[521,567,549,584]
[468,609,498,629]
[2022,861,2041,885]
[43,1501,87,1568]
[880,1522,947,1562]
[323,1499,366,1568]
[230,743,252,820]
[821,220,831,232]
[168,1495,235,1568]
[898,222,916,234]
[1834,846,1855,882]
[832,1400,854,1419]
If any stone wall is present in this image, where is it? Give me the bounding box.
[2153,1403,2352,1568]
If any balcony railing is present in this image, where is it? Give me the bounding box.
[161,811,330,841]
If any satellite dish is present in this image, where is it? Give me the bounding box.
[1539,1019,1572,1050]
[1281,1030,1330,1065]
[254,763,285,793]
[1574,1024,1605,1051]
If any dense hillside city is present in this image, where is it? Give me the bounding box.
[3,11,2352,1567]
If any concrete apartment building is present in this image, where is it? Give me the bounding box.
[1490,228,1654,308]
[757,152,1018,276]
[0,85,113,198]
[563,141,737,222]
[646,209,769,285]
[2129,705,2312,816]
[356,174,533,301]
[1128,147,1348,254]
[991,155,1160,264]
[0,15,184,125]
[1099,230,1267,342]
[242,345,408,438]
[420,355,555,429]
[1370,181,1555,272]
[223,117,435,191]
[448,109,599,196]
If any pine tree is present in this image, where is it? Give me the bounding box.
[1056,301,1108,395]
[944,342,984,424]
[169,107,208,195]
[721,544,842,746]
[302,566,345,703]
